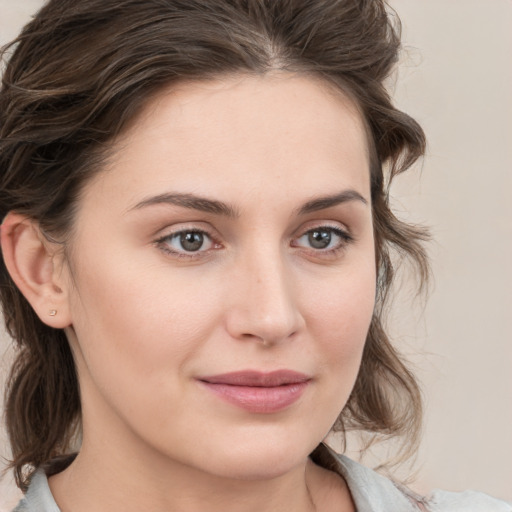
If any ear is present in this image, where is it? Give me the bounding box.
[1,212,72,328]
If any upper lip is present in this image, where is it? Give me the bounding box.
[199,370,311,387]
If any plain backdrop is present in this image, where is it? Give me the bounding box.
[0,0,511,509]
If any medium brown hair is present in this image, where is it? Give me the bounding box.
[0,0,428,490]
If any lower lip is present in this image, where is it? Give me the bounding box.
[199,381,309,413]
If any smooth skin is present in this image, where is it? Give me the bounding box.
[1,73,376,512]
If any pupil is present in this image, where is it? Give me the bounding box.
[180,232,204,251]
[309,230,331,249]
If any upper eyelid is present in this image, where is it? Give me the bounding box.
[154,226,217,245]
[154,223,217,240]
[152,220,353,243]
[158,226,211,236]
[294,226,353,243]
[294,221,352,239]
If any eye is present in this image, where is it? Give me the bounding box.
[156,229,217,255]
[293,226,352,252]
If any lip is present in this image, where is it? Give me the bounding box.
[197,370,311,413]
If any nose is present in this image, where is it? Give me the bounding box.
[224,249,305,346]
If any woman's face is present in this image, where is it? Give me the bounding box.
[63,74,376,479]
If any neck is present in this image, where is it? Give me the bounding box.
[49,447,318,512]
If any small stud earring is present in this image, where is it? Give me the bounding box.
[49,309,57,316]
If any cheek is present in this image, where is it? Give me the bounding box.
[66,261,230,443]
[66,253,224,390]
[304,261,376,383]
[285,261,375,439]
[309,262,375,334]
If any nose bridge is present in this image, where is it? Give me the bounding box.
[227,244,303,344]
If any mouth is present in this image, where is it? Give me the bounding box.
[197,370,311,413]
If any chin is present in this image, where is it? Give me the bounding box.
[188,427,322,481]
[206,452,305,481]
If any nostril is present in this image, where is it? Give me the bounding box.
[261,338,273,348]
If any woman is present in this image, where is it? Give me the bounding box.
[0,1,509,511]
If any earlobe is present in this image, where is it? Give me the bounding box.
[0,212,72,328]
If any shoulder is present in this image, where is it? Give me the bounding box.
[10,470,61,512]
[425,489,512,512]
[11,499,28,512]
[312,443,512,512]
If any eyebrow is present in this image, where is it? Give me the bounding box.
[130,193,239,217]
[130,189,367,217]
[296,190,368,215]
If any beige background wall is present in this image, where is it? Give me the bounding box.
[1,0,511,508]
[386,0,512,501]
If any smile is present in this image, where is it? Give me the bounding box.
[198,370,311,413]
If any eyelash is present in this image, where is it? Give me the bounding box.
[154,225,354,260]
[291,225,354,257]
[154,228,219,260]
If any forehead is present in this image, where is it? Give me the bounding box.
[130,72,368,156]
[83,73,371,211]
